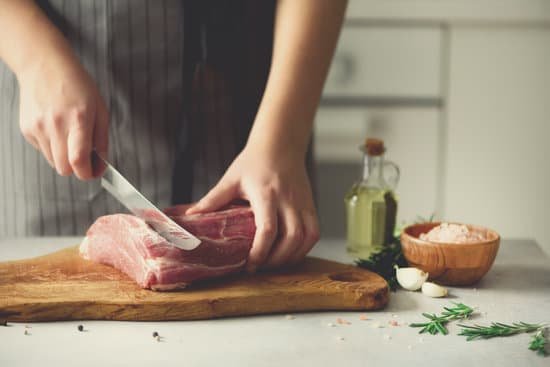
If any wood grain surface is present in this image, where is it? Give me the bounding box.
[0,246,389,322]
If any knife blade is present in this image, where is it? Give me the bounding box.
[92,151,201,250]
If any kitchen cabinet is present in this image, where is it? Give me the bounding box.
[346,0,550,23]
[324,27,441,98]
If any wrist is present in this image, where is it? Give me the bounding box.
[244,125,309,165]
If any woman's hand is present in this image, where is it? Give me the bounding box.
[17,54,109,180]
[187,146,320,272]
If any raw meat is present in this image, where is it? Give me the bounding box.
[80,205,255,291]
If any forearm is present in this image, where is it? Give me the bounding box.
[246,0,347,158]
[0,0,77,79]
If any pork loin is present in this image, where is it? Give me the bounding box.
[80,205,255,291]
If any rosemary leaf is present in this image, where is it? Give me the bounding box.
[529,329,548,356]
[458,322,543,341]
[410,303,475,336]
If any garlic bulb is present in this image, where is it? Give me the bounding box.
[421,282,448,298]
[395,266,429,291]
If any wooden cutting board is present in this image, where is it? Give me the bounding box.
[0,246,389,322]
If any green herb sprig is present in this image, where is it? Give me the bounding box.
[458,322,543,340]
[355,214,435,291]
[529,329,548,356]
[458,322,548,356]
[355,241,406,291]
[410,303,474,335]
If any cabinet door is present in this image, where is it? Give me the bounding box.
[315,107,440,237]
[445,28,550,254]
[324,27,442,98]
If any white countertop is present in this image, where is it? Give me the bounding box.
[1,237,549,366]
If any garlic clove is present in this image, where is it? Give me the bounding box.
[395,266,429,291]
[421,282,448,298]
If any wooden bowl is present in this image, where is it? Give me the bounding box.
[400,222,500,286]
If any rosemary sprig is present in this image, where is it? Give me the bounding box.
[410,303,474,335]
[458,322,543,340]
[529,329,548,356]
[458,322,548,357]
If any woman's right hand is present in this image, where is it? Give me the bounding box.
[17,56,109,180]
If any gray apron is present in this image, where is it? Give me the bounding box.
[0,0,185,236]
[0,0,314,237]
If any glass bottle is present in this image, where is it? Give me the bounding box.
[344,138,400,259]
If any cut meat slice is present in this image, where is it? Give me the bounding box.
[80,205,255,291]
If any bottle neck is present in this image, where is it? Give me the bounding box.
[362,154,384,185]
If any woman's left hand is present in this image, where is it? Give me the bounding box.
[186,145,320,272]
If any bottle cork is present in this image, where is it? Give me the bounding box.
[362,138,385,156]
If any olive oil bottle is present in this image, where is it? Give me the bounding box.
[344,138,399,259]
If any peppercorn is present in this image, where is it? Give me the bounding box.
[77,324,84,332]
[152,331,159,338]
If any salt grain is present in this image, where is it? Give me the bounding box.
[337,336,345,341]
[359,314,369,321]
[327,323,336,327]
[336,318,351,325]
[383,334,391,340]
[285,315,295,320]
[389,320,399,327]
[407,345,413,350]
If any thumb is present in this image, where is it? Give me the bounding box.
[186,178,238,214]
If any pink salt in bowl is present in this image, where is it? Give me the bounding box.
[400,222,500,286]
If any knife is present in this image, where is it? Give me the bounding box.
[92,151,201,250]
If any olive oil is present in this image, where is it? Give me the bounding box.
[345,138,399,259]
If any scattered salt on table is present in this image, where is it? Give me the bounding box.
[336,318,351,325]
[389,320,399,327]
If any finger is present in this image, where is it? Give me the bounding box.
[186,178,238,214]
[246,190,278,272]
[263,207,304,269]
[68,121,94,180]
[288,210,320,264]
[50,118,72,176]
[35,135,55,168]
[92,97,109,177]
